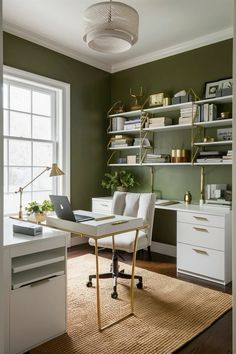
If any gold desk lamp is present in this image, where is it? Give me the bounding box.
[15,163,64,219]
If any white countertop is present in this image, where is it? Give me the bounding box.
[92,196,231,215]
[3,218,69,248]
[155,201,231,215]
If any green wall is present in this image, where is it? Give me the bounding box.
[110,40,232,244]
[3,33,233,246]
[3,32,110,210]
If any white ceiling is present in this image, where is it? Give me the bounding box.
[3,0,234,73]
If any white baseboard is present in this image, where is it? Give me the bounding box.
[151,241,176,258]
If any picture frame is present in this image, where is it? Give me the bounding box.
[204,78,233,98]
[149,93,164,107]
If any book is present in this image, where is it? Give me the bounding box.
[205,199,231,206]
[209,104,217,121]
[203,103,209,122]
[179,117,192,125]
[199,150,225,156]
[148,117,172,125]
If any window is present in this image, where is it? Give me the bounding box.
[3,67,70,215]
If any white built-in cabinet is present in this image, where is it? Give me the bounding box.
[3,219,69,354]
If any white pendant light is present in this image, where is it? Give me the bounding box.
[83,1,139,54]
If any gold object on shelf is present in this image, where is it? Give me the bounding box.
[203,136,215,142]
[130,87,143,110]
[184,191,192,204]
[220,111,230,119]
[15,163,64,219]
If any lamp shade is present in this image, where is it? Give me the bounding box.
[83,1,139,54]
[50,163,64,177]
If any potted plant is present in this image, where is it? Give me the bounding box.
[102,170,137,192]
[25,200,54,223]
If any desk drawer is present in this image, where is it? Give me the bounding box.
[10,275,66,354]
[177,242,224,281]
[177,222,224,251]
[177,211,224,228]
[92,199,112,214]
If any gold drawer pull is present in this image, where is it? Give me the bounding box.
[192,248,208,255]
[193,227,208,233]
[193,216,208,221]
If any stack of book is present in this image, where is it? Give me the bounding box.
[146,117,172,128]
[205,183,231,206]
[196,103,217,122]
[196,150,226,163]
[124,118,141,130]
[144,154,170,163]
[110,135,134,148]
[179,104,198,124]
[222,150,232,162]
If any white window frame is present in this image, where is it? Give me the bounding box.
[3,65,70,213]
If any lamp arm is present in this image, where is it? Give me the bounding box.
[15,166,50,194]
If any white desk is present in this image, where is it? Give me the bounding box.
[3,218,69,354]
[92,197,232,285]
[46,211,145,331]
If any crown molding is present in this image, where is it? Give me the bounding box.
[3,22,112,73]
[111,27,233,73]
[3,22,233,75]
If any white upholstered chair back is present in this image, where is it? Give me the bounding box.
[112,192,156,246]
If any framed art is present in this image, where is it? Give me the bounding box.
[204,78,233,98]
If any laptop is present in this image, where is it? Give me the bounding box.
[49,195,94,223]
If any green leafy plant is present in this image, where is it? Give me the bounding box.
[101,170,137,190]
[25,200,54,215]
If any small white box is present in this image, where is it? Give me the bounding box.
[127,155,137,164]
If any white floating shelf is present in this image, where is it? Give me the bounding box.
[144,124,193,132]
[196,95,233,105]
[109,145,151,150]
[194,161,232,166]
[194,119,232,128]
[108,129,141,135]
[142,162,192,166]
[108,110,141,118]
[194,140,232,147]
[108,164,142,167]
[12,262,65,290]
[12,248,65,273]
[144,102,192,114]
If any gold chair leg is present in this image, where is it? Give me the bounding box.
[130,229,139,314]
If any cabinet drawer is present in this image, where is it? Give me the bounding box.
[10,275,66,354]
[177,211,224,228]
[177,242,224,281]
[92,199,112,214]
[177,222,224,251]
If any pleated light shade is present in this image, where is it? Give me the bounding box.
[83,1,139,54]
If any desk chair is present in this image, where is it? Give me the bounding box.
[87,192,156,299]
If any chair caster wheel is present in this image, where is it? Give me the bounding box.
[136,282,143,289]
[111,292,118,299]
[86,281,92,287]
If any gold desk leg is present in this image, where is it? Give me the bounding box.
[130,229,139,314]
[95,239,102,331]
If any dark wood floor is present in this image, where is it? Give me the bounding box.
[68,244,232,354]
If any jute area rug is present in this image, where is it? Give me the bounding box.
[32,254,232,354]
